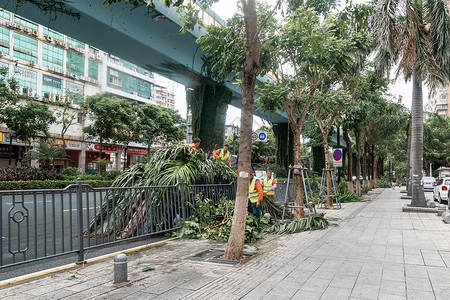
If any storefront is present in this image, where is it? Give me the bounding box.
[86,143,119,171]
[0,133,29,167]
[124,146,147,167]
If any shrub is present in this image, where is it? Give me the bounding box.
[0,167,63,181]
[361,185,371,194]
[0,180,113,190]
[340,191,363,202]
[375,176,392,188]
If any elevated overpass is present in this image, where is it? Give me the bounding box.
[0,0,288,124]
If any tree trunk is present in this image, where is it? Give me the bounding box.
[369,143,375,188]
[410,73,426,206]
[355,129,362,196]
[123,145,129,171]
[323,139,334,209]
[292,129,305,218]
[362,141,367,186]
[224,0,260,261]
[98,135,103,173]
[343,129,354,193]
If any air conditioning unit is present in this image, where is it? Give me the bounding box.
[15,85,23,95]
[89,53,95,60]
[48,66,55,72]
[45,35,54,42]
[79,76,86,81]
[6,22,15,29]
[78,48,85,54]
[23,27,32,34]
[132,92,138,96]
[0,51,5,57]
[29,60,35,67]
[71,74,79,80]
[31,30,39,36]
[68,44,75,50]
[91,79,98,85]
[132,67,138,72]
[48,93,56,102]
[56,95,65,102]
[55,40,67,48]
[26,87,35,97]
[95,53,102,60]
[55,68,63,74]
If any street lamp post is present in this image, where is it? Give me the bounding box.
[8,131,13,166]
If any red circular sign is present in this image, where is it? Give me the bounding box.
[251,132,258,141]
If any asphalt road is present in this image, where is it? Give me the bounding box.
[1,189,160,272]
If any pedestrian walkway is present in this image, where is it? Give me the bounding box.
[1,188,450,299]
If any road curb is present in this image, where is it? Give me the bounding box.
[0,237,178,288]
[402,206,437,213]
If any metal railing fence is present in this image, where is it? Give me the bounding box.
[1,179,237,269]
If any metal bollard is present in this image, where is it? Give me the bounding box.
[437,204,447,216]
[114,254,128,284]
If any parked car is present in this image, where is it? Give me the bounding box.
[422,176,436,192]
[433,177,450,204]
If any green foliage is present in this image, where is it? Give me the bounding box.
[23,141,68,169]
[424,116,450,167]
[261,195,285,219]
[374,176,393,188]
[0,167,63,181]
[112,144,236,188]
[261,214,329,234]
[224,125,277,160]
[337,182,363,202]
[172,196,329,243]
[0,179,112,190]
[361,185,371,194]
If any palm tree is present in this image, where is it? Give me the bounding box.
[24,141,68,170]
[373,0,450,206]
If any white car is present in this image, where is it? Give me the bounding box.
[422,176,435,192]
[433,177,450,204]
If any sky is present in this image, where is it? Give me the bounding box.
[170,0,424,128]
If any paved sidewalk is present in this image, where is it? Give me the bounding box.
[1,188,450,299]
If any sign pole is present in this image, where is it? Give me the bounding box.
[337,127,341,184]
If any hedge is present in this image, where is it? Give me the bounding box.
[0,180,113,190]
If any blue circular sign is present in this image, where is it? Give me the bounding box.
[333,149,342,161]
[258,132,267,141]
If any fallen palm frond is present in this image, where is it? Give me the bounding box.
[86,144,237,238]
[261,213,329,234]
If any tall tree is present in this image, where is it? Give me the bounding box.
[373,0,450,207]
[83,94,133,171]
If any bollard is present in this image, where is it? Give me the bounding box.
[442,211,450,224]
[114,254,128,284]
[427,200,437,208]
[437,204,447,216]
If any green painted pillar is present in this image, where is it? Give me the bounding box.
[187,82,231,153]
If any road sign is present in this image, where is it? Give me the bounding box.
[332,148,343,167]
[251,132,258,141]
[258,132,267,142]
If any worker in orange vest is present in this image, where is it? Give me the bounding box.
[189,138,201,150]
[212,144,231,166]
[248,172,263,225]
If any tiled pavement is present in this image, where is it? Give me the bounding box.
[1,188,450,299]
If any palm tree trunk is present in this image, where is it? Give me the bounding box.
[343,129,354,193]
[355,129,362,196]
[410,73,426,207]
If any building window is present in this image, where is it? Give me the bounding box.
[13,65,37,90]
[41,74,62,97]
[107,67,152,98]
[67,37,84,49]
[66,81,84,105]
[13,32,37,62]
[43,27,64,41]
[66,51,84,76]
[0,26,9,54]
[88,60,98,80]
[0,9,10,21]
[42,43,63,69]
[440,94,447,100]
[14,16,38,30]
